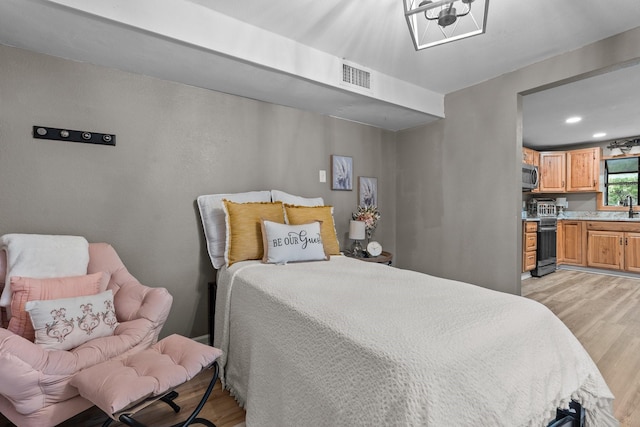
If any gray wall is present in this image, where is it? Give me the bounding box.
[0,44,396,338]
[2,26,640,337]
[395,27,640,294]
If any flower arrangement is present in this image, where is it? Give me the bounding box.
[352,205,381,240]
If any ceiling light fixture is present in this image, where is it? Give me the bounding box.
[606,137,640,157]
[403,0,489,50]
[593,132,607,138]
[565,116,582,124]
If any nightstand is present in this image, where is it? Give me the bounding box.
[346,251,393,265]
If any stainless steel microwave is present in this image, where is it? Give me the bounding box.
[522,163,539,191]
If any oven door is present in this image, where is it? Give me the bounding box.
[537,224,557,266]
[532,219,557,277]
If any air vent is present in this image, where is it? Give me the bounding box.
[342,63,371,90]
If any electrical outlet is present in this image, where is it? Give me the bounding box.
[319,170,327,183]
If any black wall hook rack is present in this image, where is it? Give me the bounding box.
[32,126,116,146]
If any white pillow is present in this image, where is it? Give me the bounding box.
[270,190,324,207]
[197,191,272,269]
[26,290,118,351]
[261,220,329,265]
[0,234,89,310]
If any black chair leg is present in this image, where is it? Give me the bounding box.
[161,390,182,413]
[172,362,219,427]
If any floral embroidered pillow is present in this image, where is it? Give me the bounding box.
[25,290,118,351]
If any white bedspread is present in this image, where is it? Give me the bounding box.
[215,256,618,427]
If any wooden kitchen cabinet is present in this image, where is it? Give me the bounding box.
[587,230,624,270]
[557,220,585,266]
[522,221,537,272]
[539,151,566,192]
[585,221,640,272]
[523,147,539,166]
[538,147,600,193]
[624,233,640,273]
[566,147,600,192]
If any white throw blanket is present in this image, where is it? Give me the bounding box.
[0,234,90,310]
[215,256,618,427]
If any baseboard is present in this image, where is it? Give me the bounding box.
[557,264,640,279]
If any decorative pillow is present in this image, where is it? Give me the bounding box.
[26,290,118,351]
[271,190,324,207]
[222,200,286,266]
[196,191,272,269]
[8,272,109,341]
[261,220,329,264]
[284,205,341,255]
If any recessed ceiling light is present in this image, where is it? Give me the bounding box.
[565,116,582,124]
[593,132,607,138]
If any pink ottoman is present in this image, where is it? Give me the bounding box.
[71,334,223,427]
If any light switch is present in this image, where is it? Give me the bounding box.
[319,170,327,183]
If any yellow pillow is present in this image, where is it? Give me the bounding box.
[284,205,340,255]
[223,200,285,266]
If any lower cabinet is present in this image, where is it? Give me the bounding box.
[557,220,640,273]
[522,221,537,272]
[624,233,640,273]
[557,221,585,266]
[585,222,640,272]
[587,230,623,270]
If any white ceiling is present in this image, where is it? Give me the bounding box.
[523,61,640,149]
[1,0,640,141]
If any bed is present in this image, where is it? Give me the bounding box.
[197,190,618,427]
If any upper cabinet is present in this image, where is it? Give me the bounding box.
[538,147,600,193]
[523,147,539,166]
[539,151,567,192]
[566,147,601,192]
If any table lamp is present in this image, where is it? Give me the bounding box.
[349,220,366,257]
[556,197,567,218]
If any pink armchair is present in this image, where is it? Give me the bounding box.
[0,243,173,427]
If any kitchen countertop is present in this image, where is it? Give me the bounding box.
[559,216,640,222]
[523,211,640,222]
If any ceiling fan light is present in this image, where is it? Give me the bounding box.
[610,147,625,157]
[438,7,458,26]
[404,0,489,50]
[628,145,640,155]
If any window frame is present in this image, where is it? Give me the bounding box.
[597,155,640,211]
[604,157,640,206]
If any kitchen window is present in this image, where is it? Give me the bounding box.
[604,157,640,206]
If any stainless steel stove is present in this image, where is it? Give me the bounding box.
[531,216,557,277]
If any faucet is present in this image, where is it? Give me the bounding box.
[628,195,638,218]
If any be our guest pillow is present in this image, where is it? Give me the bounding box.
[261,220,329,265]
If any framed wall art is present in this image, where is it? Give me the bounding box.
[358,176,378,207]
[331,155,353,190]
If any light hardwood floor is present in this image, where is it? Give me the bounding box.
[2,269,638,426]
[523,269,640,427]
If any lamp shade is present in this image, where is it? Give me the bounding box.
[556,197,567,208]
[349,220,366,240]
